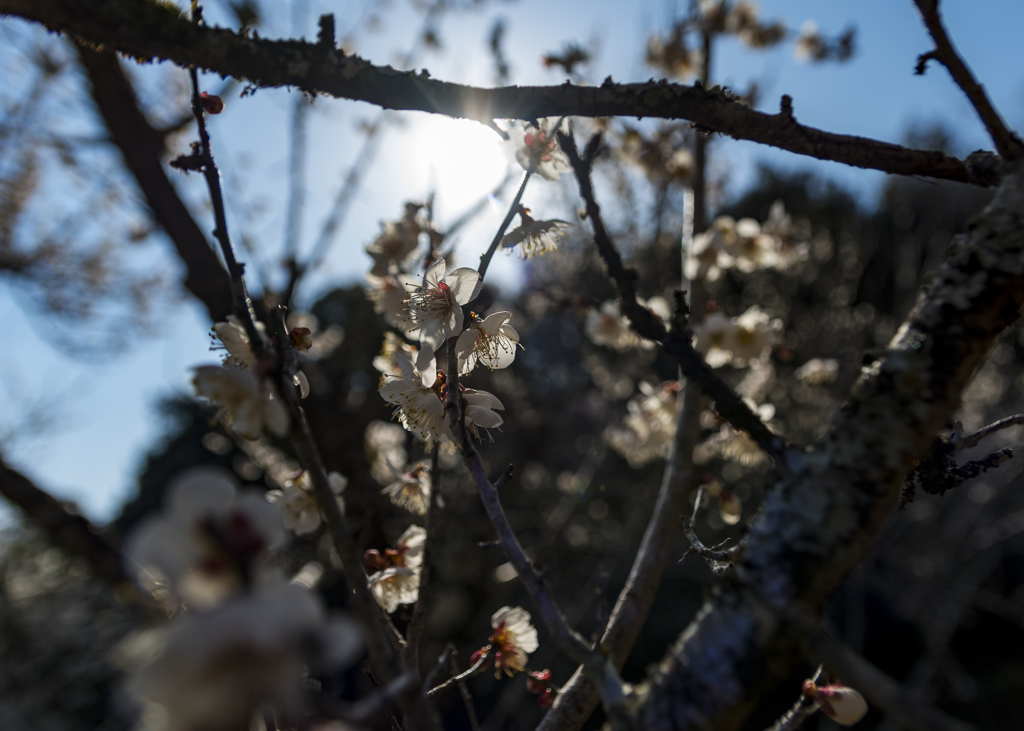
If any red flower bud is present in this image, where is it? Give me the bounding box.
[200,92,224,115]
[537,688,555,708]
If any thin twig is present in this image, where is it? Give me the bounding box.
[477,169,532,283]
[444,344,593,666]
[958,413,1024,450]
[450,650,482,731]
[912,0,1024,161]
[683,484,743,568]
[762,666,823,731]
[558,130,786,464]
[403,447,442,673]
[428,648,490,696]
[423,643,455,692]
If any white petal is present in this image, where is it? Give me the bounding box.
[446,268,483,304]
[423,257,446,289]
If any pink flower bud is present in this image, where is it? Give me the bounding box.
[200,92,224,114]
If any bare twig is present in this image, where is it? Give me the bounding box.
[444,344,593,666]
[762,666,823,731]
[958,413,1024,449]
[428,647,490,696]
[5,0,997,185]
[403,447,442,674]
[683,484,743,570]
[804,625,977,731]
[558,130,786,464]
[423,644,455,692]
[477,169,532,283]
[912,0,1024,161]
[450,650,482,731]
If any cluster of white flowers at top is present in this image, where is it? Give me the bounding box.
[405,256,482,351]
[266,470,347,536]
[124,468,363,730]
[586,296,670,351]
[366,524,427,613]
[366,202,430,277]
[694,306,781,368]
[685,202,808,282]
[502,117,572,181]
[606,381,681,467]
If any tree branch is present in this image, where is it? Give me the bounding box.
[912,0,1024,161]
[1,0,995,186]
[608,160,1024,730]
[75,46,233,322]
[0,454,126,585]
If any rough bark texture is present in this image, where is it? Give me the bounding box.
[0,0,994,186]
[610,162,1024,730]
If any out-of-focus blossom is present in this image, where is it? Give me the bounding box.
[125,467,285,608]
[585,297,669,351]
[694,306,780,368]
[131,583,362,731]
[365,419,408,484]
[381,462,432,516]
[211,315,260,368]
[703,478,742,525]
[645,25,702,80]
[365,273,414,332]
[795,357,840,385]
[193,366,289,439]
[500,207,572,259]
[503,117,572,181]
[455,311,521,375]
[405,256,482,351]
[267,471,347,536]
[486,606,539,677]
[803,681,868,726]
[366,202,424,276]
[366,525,426,613]
[373,332,435,381]
[694,400,777,468]
[606,381,680,467]
[378,351,445,443]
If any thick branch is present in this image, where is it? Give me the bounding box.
[0,454,126,585]
[611,161,1024,730]
[913,0,1024,161]
[75,46,233,322]
[2,0,994,186]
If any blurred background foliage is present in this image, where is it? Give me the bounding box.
[1,1,1024,730]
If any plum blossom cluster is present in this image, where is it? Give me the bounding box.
[694,305,782,368]
[267,469,347,536]
[586,296,670,351]
[123,468,362,730]
[606,381,681,467]
[366,524,426,613]
[684,203,809,282]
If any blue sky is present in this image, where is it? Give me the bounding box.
[1,0,1022,522]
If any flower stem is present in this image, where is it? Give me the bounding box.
[476,168,533,283]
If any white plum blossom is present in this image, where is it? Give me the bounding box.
[366,202,424,276]
[267,471,347,536]
[449,388,505,443]
[405,256,482,351]
[694,306,781,368]
[211,315,261,368]
[685,205,808,281]
[500,207,572,259]
[365,419,409,484]
[486,606,539,677]
[130,583,362,731]
[373,331,436,383]
[378,350,445,443]
[795,357,840,385]
[366,525,427,613]
[381,462,432,516]
[455,311,521,375]
[606,381,680,467]
[193,365,289,439]
[124,467,285,608]
[503,117,572,181]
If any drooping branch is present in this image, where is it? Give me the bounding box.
[0,0,996,186]
[559,131,786,465]
[912,0,1024,161]
[609,159,1024,731]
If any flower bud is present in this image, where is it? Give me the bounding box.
[200,92,224,114]
[537,688,555,708]
[809,683,868,726]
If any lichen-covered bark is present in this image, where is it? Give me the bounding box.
[0,0,993,185]
[614,162,1024,730]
